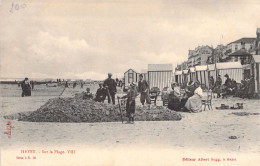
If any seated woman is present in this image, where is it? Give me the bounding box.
[168,82,181,111]
[179,81,196,108]
[183,82,203,113]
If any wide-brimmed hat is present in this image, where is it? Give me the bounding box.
[224,74,229,77]
[171,82,177,86]
[130,82,137,87]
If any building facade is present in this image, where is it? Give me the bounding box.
[226,38,255,55]
[187,45,213,67]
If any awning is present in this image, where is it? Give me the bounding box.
[216,62,243,69]
[195,65,208,71]
[207,64,215,71]
[175,71,182,75]
[253,55,260,63]
[189,67,195,73]
[183,70,189,74]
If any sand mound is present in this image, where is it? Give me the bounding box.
[8,93,182,123]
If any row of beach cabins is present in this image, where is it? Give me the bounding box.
[124,55,260,95]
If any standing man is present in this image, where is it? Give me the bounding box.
[138,74,151,109]
[209,76,214,90]
[215,75,222,98]
[247,75,255,99]
[103,73,117,104]
[81,82,84,89]
[21,77,31,97]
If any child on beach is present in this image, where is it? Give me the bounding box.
[119,83,138,123]
[83,88,93,100]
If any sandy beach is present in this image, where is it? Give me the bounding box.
[0,84,259,166]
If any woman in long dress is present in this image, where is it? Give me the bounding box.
[184,82,203,113]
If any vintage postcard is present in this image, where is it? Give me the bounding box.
[0,0,260,165]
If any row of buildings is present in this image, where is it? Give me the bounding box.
[174,28,260,95]
[122,28,260,96]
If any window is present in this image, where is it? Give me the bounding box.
[235,44,238,51]
[128,73,133,83]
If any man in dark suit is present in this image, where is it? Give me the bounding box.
[103,73,117,104]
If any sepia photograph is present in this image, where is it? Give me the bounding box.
[0,0,260,165]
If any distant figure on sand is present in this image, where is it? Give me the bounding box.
[65,81,69,88]
[73,82,77,88]
[81,82,84,88]
[21,77,31,97]
[31,81,35,90]
[138,74,151,109]
[103,73,117,105]
[94,83,106,102]
[119,83,138,123]
[83,88,93,100]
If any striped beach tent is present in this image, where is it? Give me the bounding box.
[174,70,182,85]
[252,55,260,93]
[195,65,208,89]
[216,62,244,83]
[188,67,196,82]
[148,64,173,91]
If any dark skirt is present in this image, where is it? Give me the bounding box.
[168,94,181,111]
[126,99,135,117]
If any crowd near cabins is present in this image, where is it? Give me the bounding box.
[1,28,260,97]
[123,28,260,97]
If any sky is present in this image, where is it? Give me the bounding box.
[0,0,260,80]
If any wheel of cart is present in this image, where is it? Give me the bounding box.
[149,87,160,105]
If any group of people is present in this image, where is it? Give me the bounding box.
[210,74,255,99]
[83,73,151,123]
[168,81,203,113]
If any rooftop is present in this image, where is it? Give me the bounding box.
[229,49,252,56]
[227,38,256,45]
[148,64,173,71]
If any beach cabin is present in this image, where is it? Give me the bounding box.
[207,64,216,80]
[148,64,173,91]
[174,70,182,85]
[252,55,260,94]
[216,62,244,83]
[124,69,140,87]
[188,67,196,82]
[182,69,189,85]
[195,65,208,89]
